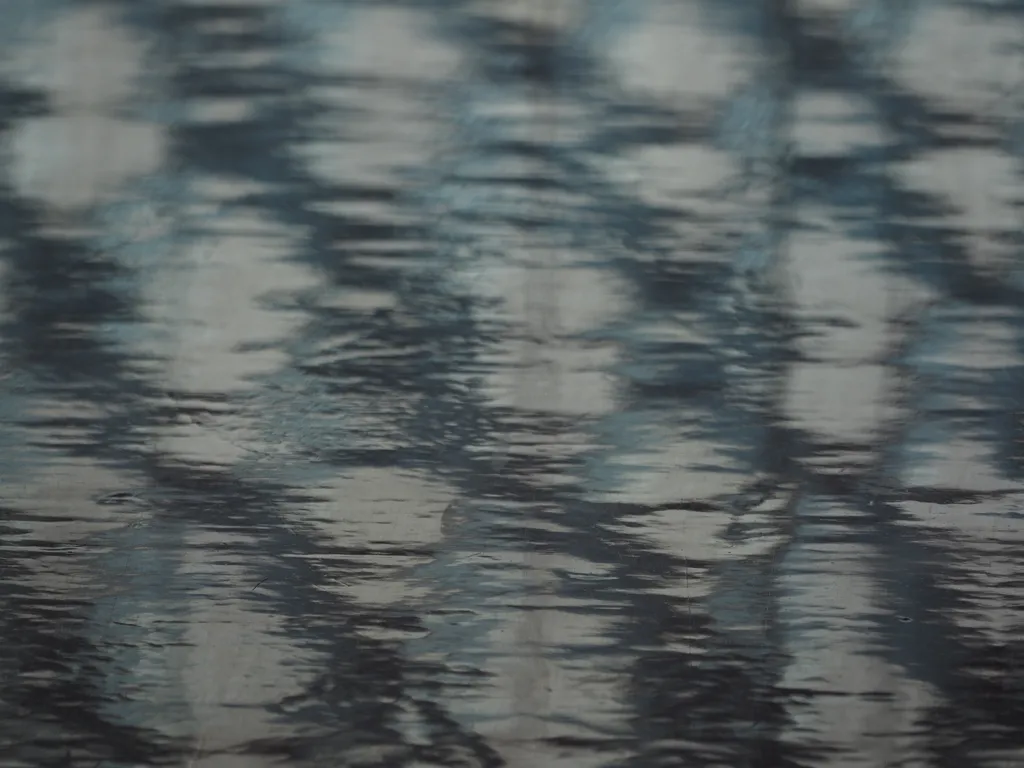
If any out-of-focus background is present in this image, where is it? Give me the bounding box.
[1,1,1023,766]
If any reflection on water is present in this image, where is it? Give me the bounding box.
[1,0,1023,766]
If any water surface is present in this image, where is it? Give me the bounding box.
[1,1,1023,766]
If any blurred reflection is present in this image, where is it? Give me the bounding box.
[1,1,1023,766]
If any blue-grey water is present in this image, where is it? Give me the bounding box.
[1,1,1023,766]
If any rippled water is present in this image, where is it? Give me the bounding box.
[1,1,1023,766]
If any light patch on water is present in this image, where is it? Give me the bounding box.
[605,1,749,103]
[892,3,1024,116]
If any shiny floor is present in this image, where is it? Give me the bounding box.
[1,1,1023,766]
